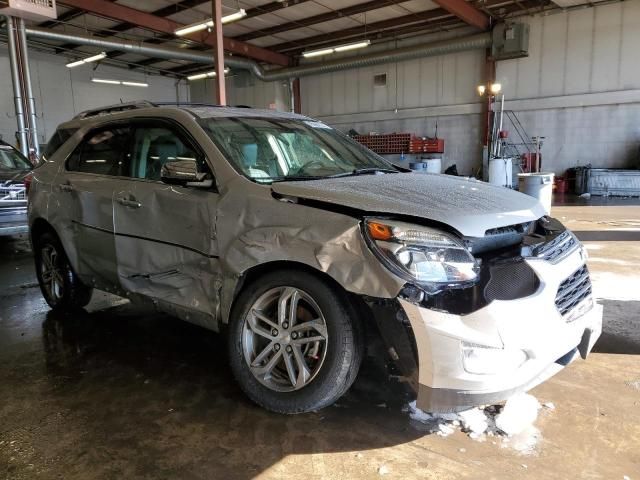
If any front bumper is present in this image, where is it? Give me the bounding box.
[399,246,603,412]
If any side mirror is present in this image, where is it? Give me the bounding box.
[160,159,213,187]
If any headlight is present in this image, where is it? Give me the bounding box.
[364,218,479,289]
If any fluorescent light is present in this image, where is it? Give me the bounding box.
[302,48,335,58]
[122,81,149,87]
[187,68,230,81]
[333,40,371,52]
[175,20,213,36]
[83,52,108,63]
[65,59,85,68]
[66,52,107,68]
[187,73,209,81]
[91,78,120,85]
[303,40,371,58]
[174,9,247,36]
[221,9,246,24]
[91,78,148,87]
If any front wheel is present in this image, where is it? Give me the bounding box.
[34,232,93,310]
[228,270,363,414]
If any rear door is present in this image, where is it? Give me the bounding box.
[56,123,131,290]
[112,118,220,322]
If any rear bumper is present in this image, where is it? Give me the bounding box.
[399,246,603,412]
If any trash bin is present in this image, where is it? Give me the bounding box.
[518,173,555,214]
[489,157,513,187]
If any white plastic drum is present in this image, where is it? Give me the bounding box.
[518,173,555,215]
[488,157,513,187]
[422,157,442,174]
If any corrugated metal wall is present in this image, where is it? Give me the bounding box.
[218,0,640,175]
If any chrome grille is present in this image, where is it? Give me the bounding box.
[0,184,26,202]
[535,231,578,263]
[555,265,592,318]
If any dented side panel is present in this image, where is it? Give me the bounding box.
[113,180,221,330]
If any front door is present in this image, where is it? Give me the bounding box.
[112,119,220,326]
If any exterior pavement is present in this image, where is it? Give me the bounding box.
[0,196,638,479]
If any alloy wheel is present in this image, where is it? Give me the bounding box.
[242,287,329,392]
[40,244,65,301]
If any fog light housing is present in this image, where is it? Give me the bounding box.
[462,342,528,375]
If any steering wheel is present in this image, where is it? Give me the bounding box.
[290,160,327,175]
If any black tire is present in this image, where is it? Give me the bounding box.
[34,231,93,310]
[228,270,363,414]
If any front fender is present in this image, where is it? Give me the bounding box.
[215,181,405,323]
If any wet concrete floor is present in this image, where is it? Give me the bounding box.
[1,198,639,479]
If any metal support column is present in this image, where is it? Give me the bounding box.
[292,78,301,114]
[211,0,226,105]
[17,18,40,157]
[6,16,28,157]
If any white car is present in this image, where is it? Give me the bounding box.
[28,102,602,413]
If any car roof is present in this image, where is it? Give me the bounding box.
[57,102,311,130]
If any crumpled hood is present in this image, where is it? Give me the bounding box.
[271,172,546,237]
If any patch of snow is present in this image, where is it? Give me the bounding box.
[495,393,540,435]
[407,393,548,454]
[458,408,489,437]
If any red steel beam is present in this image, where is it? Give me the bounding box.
[58,0,290,66]
[431,0,490,30]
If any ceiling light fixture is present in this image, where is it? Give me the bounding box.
[174,9,247,36]
[66,52,107,68]
[91,78,148,87]
[302,39,371,58]
[333,40,372,52]
[187,68,230,81]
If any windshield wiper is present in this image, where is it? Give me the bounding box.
[261,168,398,183]
[326,167,399,178]
[262,175,326,183]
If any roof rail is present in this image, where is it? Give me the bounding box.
[72,101,253,120]
[152,102,225,108]
[73,101,156,119]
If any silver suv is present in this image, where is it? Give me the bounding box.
[29,102,602,414]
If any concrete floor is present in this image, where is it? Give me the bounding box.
[1,197,639,479]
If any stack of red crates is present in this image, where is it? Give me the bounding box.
[352,133,411,154]
[352,133,444,155]
[409,137,445,154]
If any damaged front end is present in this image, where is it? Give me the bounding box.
[364,216,603,413]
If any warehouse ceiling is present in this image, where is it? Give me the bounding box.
[18,0,596,78]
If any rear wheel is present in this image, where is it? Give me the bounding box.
[34,232,93,310]
[228,270,363,413]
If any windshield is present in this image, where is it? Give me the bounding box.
[198,117,396,182]
[0,144,31,170]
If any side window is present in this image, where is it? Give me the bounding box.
[42,128,77,162]
[67,126,130,176]
[130,125,202,181]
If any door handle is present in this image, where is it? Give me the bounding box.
[59,183,74,192]
[116,197,142,209]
